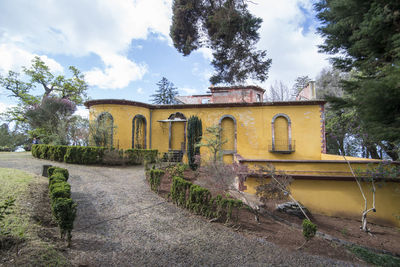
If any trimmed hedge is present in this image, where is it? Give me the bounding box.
[48,167,69,181]
[47,167,77,247]
[125,149,158,165]
[148,168,165,192]
[32,144,157,166]
[170,176,242,222]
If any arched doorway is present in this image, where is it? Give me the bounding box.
[132,115,147,149]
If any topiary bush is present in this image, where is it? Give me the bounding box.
[49,181,71,200]
[170,176,192,206]
[302,219,317,241]
[149,168,165,192]
[48,167,69,181]
[51,197,77,247]
[187,184,211,216]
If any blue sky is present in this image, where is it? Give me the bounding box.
[0,0,329,118]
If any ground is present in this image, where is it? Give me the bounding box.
[0,152,399,266]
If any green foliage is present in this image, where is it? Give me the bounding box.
[64,146,105,164]
[125,149,158,165]
[209,195,243,223]
[171,176,192,207]
[293,76,311,93]
[51,198,77,247]
[148,168,165,192]
[48,167,69,181]
[302,219,317,241]
[187,184,212,215]
[348,245,400,266]
[89,113,115,148]
[49,182,71,200]
[315,0,400,160]
[170,0,271,85]
[196,125,227,163]
[0,123,28,151]
[48,167,76,247]
[32,144,158,166]
[170,176,242,222]
[166,163,188,178]
[0,197,15,234]
[150,77,178,104]
[187,116,202,170]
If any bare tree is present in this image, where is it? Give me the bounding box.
[268,81,293,101]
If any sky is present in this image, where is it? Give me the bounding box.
[0,0,330,119]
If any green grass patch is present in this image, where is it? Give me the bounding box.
[348,245,400,266]
[0,167,70,265]
[0,168,33,238]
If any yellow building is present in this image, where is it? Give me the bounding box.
[85,86,400,227]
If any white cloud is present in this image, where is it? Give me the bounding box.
[137,87,144,94]
[0,44,63,74]
[248,0,329,89]
[0,0,173,88]
[85,53,148,89]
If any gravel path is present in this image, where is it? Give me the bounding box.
[0,152,358,266]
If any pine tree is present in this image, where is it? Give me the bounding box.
[150,77,178,105]
[170,0,271,85]
[315,0,400,160]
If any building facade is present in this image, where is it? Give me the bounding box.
[85,89,399,227]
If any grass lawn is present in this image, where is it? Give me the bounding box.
[0,168,70,266]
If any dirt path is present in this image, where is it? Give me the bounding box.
[0,152,359,266]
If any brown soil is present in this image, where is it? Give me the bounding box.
[158,167,400,264]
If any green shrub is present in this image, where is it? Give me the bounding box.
[49,173,68,189]
[49,182,71,200]
[302,219,317,241]
[53,168,69,180]
[51,198,77,247]
[170,176,192,206]
[48,146,56,161]
[39,144,50,159]
[31,144,39,157]
[187,184,211,216]
[209,195,242,222]
[54,145,68,161]
[149,168,165,192]
[48,167,69,181]
[348,245,400,266]
[126,149,158,165]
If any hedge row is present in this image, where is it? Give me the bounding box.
[170,176,243,222]
[32,144,158,165]
[147,167,165,192]
[125,149,158,165]
[47,167,76,247]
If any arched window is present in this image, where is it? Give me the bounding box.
[270,113,294,153]
[132,115,147,149]
[219,115,237,154]
[96,112,114,148]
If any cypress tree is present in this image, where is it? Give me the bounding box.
[187,116,202,170]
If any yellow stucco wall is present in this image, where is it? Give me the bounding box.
[245,177,400,227]
[87,100,399,227]
[89,104,151,149]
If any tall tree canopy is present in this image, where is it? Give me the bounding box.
[150,77,179,104]
[0,57,89,145]
[170,0,271,85]
[315,0,400,160]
